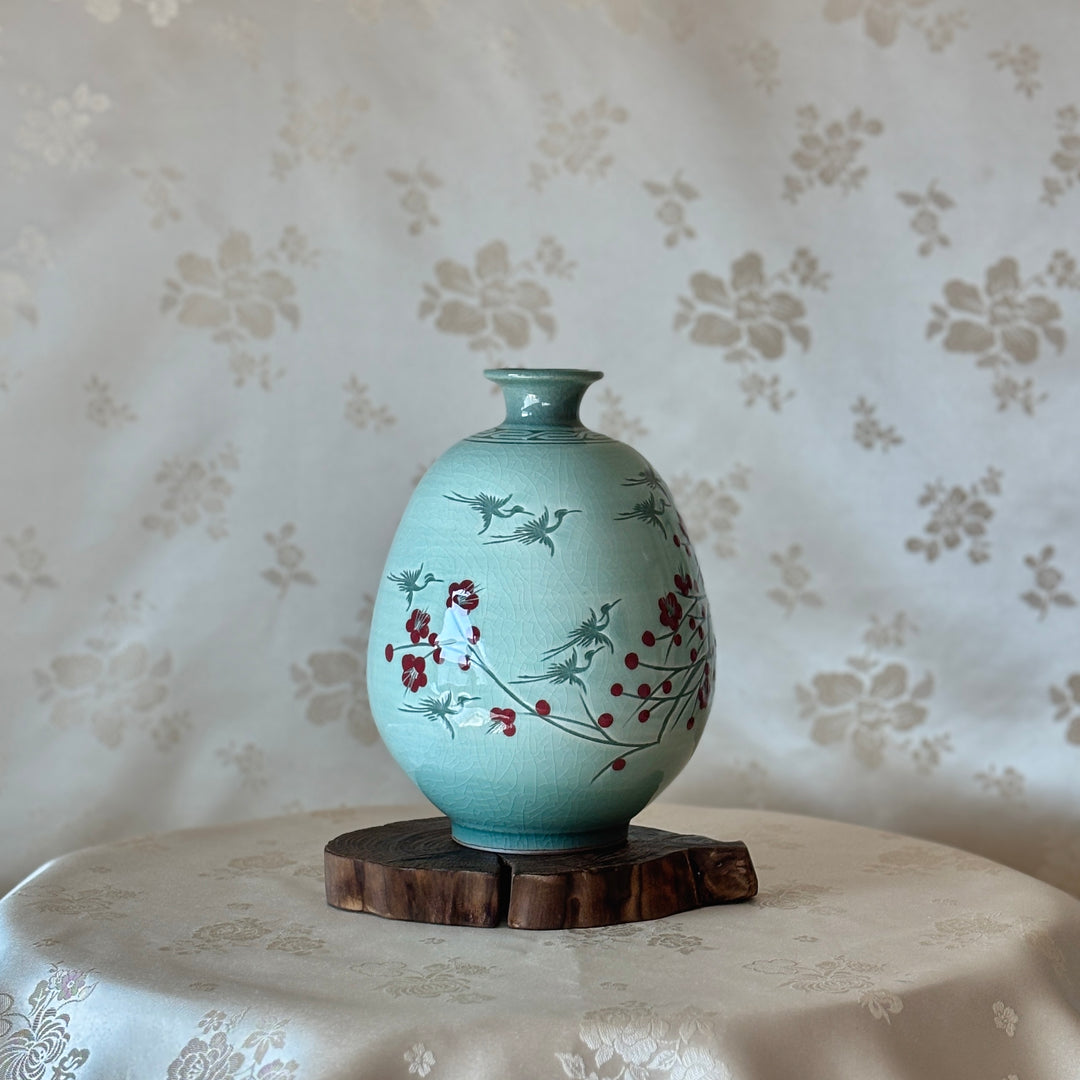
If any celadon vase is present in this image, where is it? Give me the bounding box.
[367,369,714,852]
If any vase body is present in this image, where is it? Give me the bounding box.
[367,369,714,852]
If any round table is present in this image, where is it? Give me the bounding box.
[2,803,1079,1079]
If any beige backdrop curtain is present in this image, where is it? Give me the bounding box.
[1,0,1078,898]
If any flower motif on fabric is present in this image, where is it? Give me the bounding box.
[974,765,1026,799]
[852,397,903,450]
[208,13,265,70]
[165,1010,299,1080]
[130,164,185,228]
[12,82,110,174]
[745,954,897,997]
[215,742,268,791]
[162,229,318,389]
[905,467,1001,563]
[82,0,192,27]
[783,106,883,203]
[731,38,781,93]
[989,43,1042,97]
[796,613,944,772]
[1050,674,1080,745]
[927,254,1077,413]
[823,0,967,51]
[354,957,496,1004]
[405,1042,436,1077]
[862,840,994,877]
[674,249,828,409]
[669,465,750,559]
[84,375,137,427]
[343,376,396,430]
[143,443,240,540]
[0,964,96,1080]
[556,1003,732,1080]
[561,0,699,40]
[0,226,50,341]
[419,239,562,356]
[261,523,317,595]
[271,81,369,180]
[593,387,647,441]
[860,989,905,1023]
[643,171,699,247]
[898,181,954,256]
[529,93,628,191]
[166,915,323,957]
[1041,105,1080,206]
[767,544,824,616]
[993,1000,1020,1036]
[3,526,59,601]
[33,592,188,750]
[20,882,139,919]
[387,163,442,235]
[1021,545,1076,619]
[919,912,1017,949]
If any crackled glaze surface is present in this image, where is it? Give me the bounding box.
[367,370,714,851]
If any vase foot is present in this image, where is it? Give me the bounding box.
[449,821,629,855]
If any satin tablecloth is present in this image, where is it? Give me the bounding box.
[2,804,1079,1079]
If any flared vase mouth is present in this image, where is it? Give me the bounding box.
[484,368,603,426]
[483,368,604,385]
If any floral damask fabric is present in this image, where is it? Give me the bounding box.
[1,804,1079,1078]
[1,0,1079,898]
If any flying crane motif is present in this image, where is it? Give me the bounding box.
[514,648,606,692]
[541,599,621,661]
[386,564,442,607]
[614,492,670,535]
[444,491,528,535]
[484,506,581,557]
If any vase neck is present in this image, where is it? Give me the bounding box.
[485,368,603,428]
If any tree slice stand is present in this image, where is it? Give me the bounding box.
[324,816,757,930]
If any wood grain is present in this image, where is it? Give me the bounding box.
[325,817,757,930]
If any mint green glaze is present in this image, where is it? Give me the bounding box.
[368,369,714,853]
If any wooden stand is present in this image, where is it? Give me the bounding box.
[324,817,757,930]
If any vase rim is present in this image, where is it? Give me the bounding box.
[484,368,603,385]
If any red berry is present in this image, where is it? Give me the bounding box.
[637,683,651,699]
[689,617,697,630]
[469,625,481,644]
[687,717,695,730]
[384,644,394,662]
[597,713,614,728]
[433,647,443,664]
[612,758,626,771]
[535,699,551,716]
[673,535,681,547]
[638,709,650,723]
[610,683,623,697]
[458,656,471,671]
[698,626,705,639]
[641,631,655,647]
[503,724,516,736]
[662,680,673,694]
[690,649,698,662]
[428,633,438,645]
[624,652,639,670]
[673,634,682,646]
